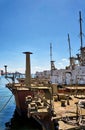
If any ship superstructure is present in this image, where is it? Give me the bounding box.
[35,11,85,86]
[52,11,85,85]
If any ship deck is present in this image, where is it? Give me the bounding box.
[6,83,52,93]
[6,81,85,129]
[53,95,85,129]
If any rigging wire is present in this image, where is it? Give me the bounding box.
[0,94,13,112]
[0,95,12,99]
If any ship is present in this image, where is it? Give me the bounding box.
[5,52,58,130]
[5,11,85,130]
[50,11,85,96]
[35,11,85,95]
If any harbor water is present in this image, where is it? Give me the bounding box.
[0,76,40,130]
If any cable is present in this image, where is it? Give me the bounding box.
[0,95,13,112]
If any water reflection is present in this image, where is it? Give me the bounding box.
[5,110,41,130]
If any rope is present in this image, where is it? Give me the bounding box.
[0,95,12,99]
[0,95,13,112]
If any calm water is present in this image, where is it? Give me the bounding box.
[0,76,40,130]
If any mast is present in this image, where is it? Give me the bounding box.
[50,43,55,76]
[50,43,53,76]
[23,52,32,88]
[50,43,52,63]
[79,11,83,49]
[68,34,72,68]
[79,11,85,66]
[4,65,7,78]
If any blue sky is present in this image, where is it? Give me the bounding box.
[0,0,85,73]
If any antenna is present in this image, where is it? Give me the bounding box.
[79,11,83,49]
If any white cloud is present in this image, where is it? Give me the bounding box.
[32,58,69,73]
[3,58,69,74]
[56,58,69,69]
[61,58,69,63]
[8,67,25,73]
[32,65,50,73]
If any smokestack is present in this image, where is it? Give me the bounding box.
[23,52,32,88]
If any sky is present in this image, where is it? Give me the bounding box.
[0,0,85,73]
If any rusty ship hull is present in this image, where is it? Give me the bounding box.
[6,83,56,130]
[5,52,59,130]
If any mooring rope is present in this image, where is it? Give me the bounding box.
[0,95,12,99]
[0,94,13,112]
